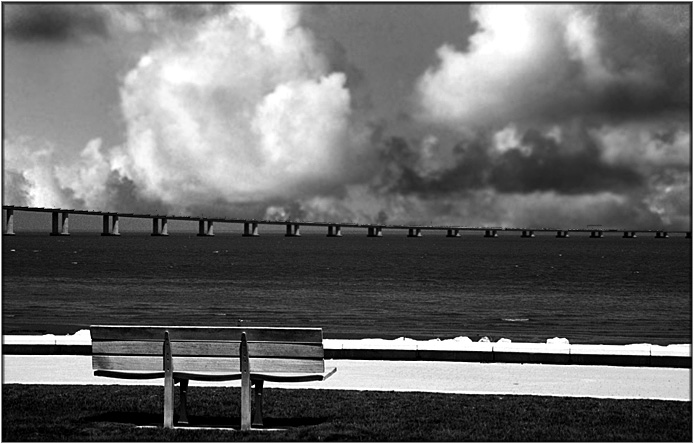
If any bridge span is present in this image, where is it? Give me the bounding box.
[2,205,691,239]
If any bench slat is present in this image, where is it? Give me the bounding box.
[94,370,165,379]
[93,355,326,373]
[92,341,324,358]
[90,326,323,343]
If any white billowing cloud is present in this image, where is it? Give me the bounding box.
[4,136,118,210]
[406,4,690,230]
[54,138,112,208]
[415,4,688,129]
[4,137,72,208]
[113,4,366,209]
[416,4,573,127]
[4,4,370,217]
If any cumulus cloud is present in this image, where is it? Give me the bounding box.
[416,4,690,128]
[3,136,155,212]
[4,4,372,218]
[4,136,82,208]
[402,4,691,229]
[110,4,370,213]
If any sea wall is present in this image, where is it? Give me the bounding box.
[2,331,690,368]
[323,338,691,368]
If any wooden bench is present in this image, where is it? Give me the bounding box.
[90,325,337,430]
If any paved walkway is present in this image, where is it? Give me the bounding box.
[3,355,690,401]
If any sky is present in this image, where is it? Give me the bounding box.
[3,3,691,230]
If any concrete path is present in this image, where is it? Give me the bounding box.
[3,355,690,401]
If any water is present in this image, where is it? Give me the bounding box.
[2,229,691,344]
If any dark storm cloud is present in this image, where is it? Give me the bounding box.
[165,4,229,23]
[4,4,109,42]
[379,136,488,195]
[2,4,233,43]
[593,4,691,107]
[565,4,691,121]
[487,129,643,194]
[380,129,644,197]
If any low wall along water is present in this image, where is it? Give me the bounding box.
[3,331,690,368]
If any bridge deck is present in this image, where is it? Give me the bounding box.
[2,205,690,235]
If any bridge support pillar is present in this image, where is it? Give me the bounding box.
[4,209,14,236]
[367,226,382,237]
[112,215,120,236]
[197,220,213,236]
[484,229,497,238]
[152,217,169,236]
[556,230,569,238]
[446,229,460,237]
[50,211,70,236]
[622,231,636,238]
[590,230,603,238]
[243,222,259,237]
[102,215,121,236]
[285,223,300,237]
[655,231,668,238]
[407,228,422,237]
[327,225,342,237]
[521,230,535,238]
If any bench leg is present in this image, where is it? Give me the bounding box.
[164,371,174,429]
[163,330,175,429]
[177,379,189,425]
[252,380,264,428]
[241,373,252,430]
[240,332,252,431]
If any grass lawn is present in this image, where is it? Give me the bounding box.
[2,384,691,441]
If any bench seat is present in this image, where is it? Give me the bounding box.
[91,325,337,430]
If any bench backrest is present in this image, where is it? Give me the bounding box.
[91,325,325,374]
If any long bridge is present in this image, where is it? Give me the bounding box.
[2,205,691,239]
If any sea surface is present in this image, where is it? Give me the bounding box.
[2,228,691,344]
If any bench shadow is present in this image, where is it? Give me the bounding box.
[86,412,329,430]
